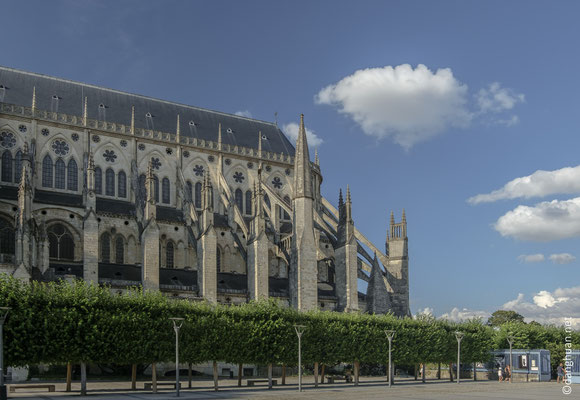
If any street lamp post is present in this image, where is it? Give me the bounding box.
[170,318,185,397]
[506,335,514,384]
[455,331,464,385]
[0,307,10,400]
[384,330,396,388]
[294,325,306,392]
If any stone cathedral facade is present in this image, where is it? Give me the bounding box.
[0,66,410,316]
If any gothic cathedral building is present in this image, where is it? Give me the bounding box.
[0,66,410,316]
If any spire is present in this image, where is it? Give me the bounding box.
[87,152,95,192]
[346,185,351,204]
[31,86,36,113]
[88,152,95,170]
[390,210,395,225]
[402,208,406,222]
[83,97,88,127]
[346,185,352,223]
[338,188,344,208]
[131,105,135,135]
[217,123,222,150]
[258,131,262,158]
[293,114,312,199]
[314,148,319,165]
[176,114,181,141]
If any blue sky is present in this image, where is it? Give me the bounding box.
[4,0,580,325]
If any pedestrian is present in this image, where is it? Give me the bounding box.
[498,365,503,382]
[505,365,511,383]
[557,362,565,383]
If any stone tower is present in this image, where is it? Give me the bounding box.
[386,210,410,316]
[334,187,359,311]
[290,114,317,311]
[197,175,217,302]
[141,160,160,290]
[247,179,269,300]
[83,152,99,284]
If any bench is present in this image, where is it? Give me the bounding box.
[10,384,56,392]
[247,379,278,387]
[326,375,351,384]
[144,382,181,390]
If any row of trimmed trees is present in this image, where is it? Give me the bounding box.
[0,276,577,391]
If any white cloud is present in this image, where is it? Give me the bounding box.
[234,110,253,118]
[468,165,580,204]
[501,287,580,327]
[494,197,580,241]
[438,285,580,328]
[517,254,545,263]
[440,307,491,322]
[282,122,324,147]
[549,253,576,264]
[315,64,472,149]
[476,82,525,113]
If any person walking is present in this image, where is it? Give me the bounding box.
[557,363,565,383]
[498,365,504,382]
[505,365,511,383]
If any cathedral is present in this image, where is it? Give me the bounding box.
[0,66,409,316]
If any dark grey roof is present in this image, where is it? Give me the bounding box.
[50,262,84,278]
[96,198,135,216]
[0,66,295,155]
[213,213,230,228]
[35,190,83,208]
[269,277,289,295]
[160,268,197,287]
[99,263,141,282]
[217,272,247,293]
[157,206,184,223]
[0,185,18,201]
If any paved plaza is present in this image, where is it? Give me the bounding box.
[4,377,570,400]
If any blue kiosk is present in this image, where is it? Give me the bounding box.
[566,350,580,384]
[490,349,551,382]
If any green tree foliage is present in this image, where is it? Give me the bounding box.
[0,276,575,371]
[487,310,525,326]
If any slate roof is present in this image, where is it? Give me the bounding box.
[96,198,135,216]
[160,268,197,287]
[35,190,83,208]
[0,185,18,201]
[157,206,184,223]
[0,66,295,155]
[217,272,247,293]
[99,263,141,282]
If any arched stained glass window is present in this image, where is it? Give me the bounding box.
[105,168,115,196]
[0,218,15,256]
[55,158,66,189]
[95,167,102,194]
[100,232,111,263]
[194,182,202,209]
[245,190,252,215]
[166,241,174,268]
[42,154,53,188]
[235,188,243,212]
[216,246,221,273]
[67,159,78,191]
[162,177,170,204]
[1,151,12,182]
[115,236,124,264]
[118,171,127,198]
[154,175,159,203]
[14,150,22,184]
[186,181,193,202]
[48,224,75,260]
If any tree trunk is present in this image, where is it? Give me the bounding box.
[213,361,218,391]
[449,363,454,382]
[66,363,72,392]
[421,363,426,383]
[473,362,477,381]
[282,365,286,385]
[354,361,360,386]
[188,363,193,389]
[152,363,157,393]
[80,362,87,396]
[314,362,319,388]
[321,364,325,384]
[414,364,418,380]
[238,363,243,387]
[437,362,441,380]
[131,364,137,390]
[267,363,273,389]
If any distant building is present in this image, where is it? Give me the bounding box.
[0,66,409,316]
